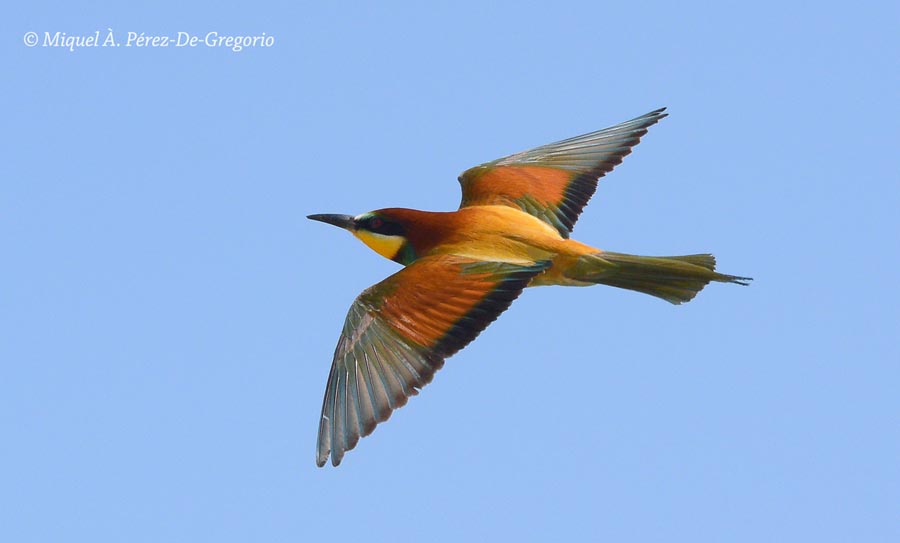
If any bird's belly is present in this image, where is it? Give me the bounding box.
[434,235,554,266]
[423,206,602,284]
[437,233,600,287]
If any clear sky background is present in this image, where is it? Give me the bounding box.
[3,2,898,541]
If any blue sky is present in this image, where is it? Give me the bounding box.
[3,1,898,541]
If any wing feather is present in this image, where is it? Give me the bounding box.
[458,108,667,237]
[315,254,551,467]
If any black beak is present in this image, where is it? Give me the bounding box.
[307,214,356,230]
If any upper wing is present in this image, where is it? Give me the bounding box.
[316,254,551,467]
[458,108,667,237]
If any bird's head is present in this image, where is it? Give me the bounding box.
[308,209,418,265]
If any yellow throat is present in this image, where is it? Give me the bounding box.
[353,229,405,260]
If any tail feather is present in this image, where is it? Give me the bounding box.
[566,251,751,304]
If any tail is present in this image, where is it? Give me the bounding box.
[565,251,751,305]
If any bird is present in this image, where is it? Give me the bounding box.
[308,108,750,467]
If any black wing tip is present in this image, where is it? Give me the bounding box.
[316,440,345,468]
[320,446,344,467]
[316,442,329,467]
[636,106,668,126]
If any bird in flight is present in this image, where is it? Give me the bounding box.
[308,108,750,467]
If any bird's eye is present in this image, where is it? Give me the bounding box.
[369,217,384,229]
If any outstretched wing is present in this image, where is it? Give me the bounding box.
[316,255,551,467]
[458,108,667,237]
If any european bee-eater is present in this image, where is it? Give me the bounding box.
[309,108,750,467]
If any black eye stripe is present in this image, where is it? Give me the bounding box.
[364,217,404,236]
[382,223,404,235]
